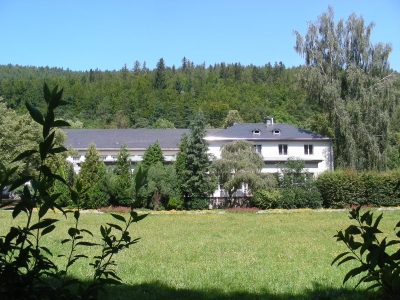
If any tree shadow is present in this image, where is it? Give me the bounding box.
[100,280,373,300]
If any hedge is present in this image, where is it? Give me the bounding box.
[316,169,400,208]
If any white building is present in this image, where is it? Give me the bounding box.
[205,117,333,176]
[64,118,333,198]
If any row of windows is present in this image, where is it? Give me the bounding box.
[254,144,314,155]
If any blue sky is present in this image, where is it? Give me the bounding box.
[1,0,399,71]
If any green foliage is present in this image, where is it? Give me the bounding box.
[136,162,176,210]
[182,110,218,209]
[251,189,282,209]
[222,110,243,128]
[213,140,273,202]
[316,169,400,208]
[152,118,175,129]
[86,162,110,208]
[277,158,322,209]
[294,6,399,171]
[113,144,133,206]
[166,196,184,210]
[141,140,165,169]
[0,83,147,299]
[77,142,106,208]
[332,206,400,299]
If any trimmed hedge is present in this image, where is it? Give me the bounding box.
[316,169,400,208]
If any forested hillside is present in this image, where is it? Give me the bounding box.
[0,60,314,129]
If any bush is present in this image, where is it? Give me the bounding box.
[316,169,400,208]
[332,206,400,299]
[0,83,148,299]
[251,189,282,209]
[185,197,209,210]
[167,196,184,210]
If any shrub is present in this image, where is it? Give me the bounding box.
[251,189,282,209]
[185,197,209,210]
[316,169,400,208]
[0,83,148,299]
[167,196,184,210]
[332,206,400,299]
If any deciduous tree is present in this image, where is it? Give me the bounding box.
[294,6,399,170]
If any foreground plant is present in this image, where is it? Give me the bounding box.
[0,83,147,299]
[332,206,400,299]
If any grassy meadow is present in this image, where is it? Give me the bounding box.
[1,208,399,299]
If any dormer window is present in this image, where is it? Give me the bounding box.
[252,129,261,135]
[273,129,280,135]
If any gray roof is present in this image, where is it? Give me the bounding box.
[204,123,330,141]
[63,129,223,149]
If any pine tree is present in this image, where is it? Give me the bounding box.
[182,110,217,209]
[141,140,165,169]
[154,58,166,89]
[114,144,132,205]
[78,142,106,207]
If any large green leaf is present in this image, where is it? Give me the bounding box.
[26,102,44,125]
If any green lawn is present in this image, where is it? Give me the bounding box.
[1,208,399,299]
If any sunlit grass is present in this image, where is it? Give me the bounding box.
[0,208,399,299]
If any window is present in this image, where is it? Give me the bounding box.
[252,128,261,135]
[273,129,280,135]
[304,145,313,155]
[278,144,288,155]
[254,144,262,154]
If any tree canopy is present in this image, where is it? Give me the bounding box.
[294,6,399,171]
[213,140,271,199]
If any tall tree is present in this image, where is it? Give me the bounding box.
[294,6,398,171]
[154,58,166,89]
[182,110,218,209]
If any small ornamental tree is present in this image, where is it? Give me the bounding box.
[175,133,188,200]
[213,140,269,204]
[182,109,218,209]
[77,142,106,208]
[114,143,133,205]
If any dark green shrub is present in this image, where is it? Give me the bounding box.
[332,206,400,299]
[186,197,208,210]
[316,169,400,208]
[167,196,184,210]
[276,158,322,209]
[252,189,281,209]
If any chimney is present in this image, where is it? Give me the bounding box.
[264,116,273,127]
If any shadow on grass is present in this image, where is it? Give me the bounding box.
[101,280,373,300]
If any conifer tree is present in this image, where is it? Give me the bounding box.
[182,110,217,209]
[78,142,107,207]
[141,140,165,169]
[114,143,132,205]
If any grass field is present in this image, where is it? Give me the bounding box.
[1,208,399,299]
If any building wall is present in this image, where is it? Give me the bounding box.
[207,139,333,175]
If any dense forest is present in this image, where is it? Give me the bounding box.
[0,60,313,129]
